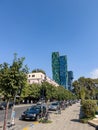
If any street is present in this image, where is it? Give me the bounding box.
[0,104,32,127]
[0,102,96,130]
[22,102,95,130]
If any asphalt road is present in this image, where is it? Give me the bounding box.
[0,104,32,123]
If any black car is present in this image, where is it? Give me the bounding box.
[20,104,46,121]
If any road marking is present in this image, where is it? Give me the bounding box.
[23,122,39,130]
[23,127,28,130]
[33,121,39,124]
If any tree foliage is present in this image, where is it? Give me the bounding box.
[0,53,28,100]
[21,81,76,101]
[32,69,46,75]
[21,83,41,99]
[39,81,74,101]
[0,53,28,130]
[72,77,96,99]
[81,100,97,118]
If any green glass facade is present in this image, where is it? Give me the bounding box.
[59,56,68,89]
[52,52,60,84]
[52,52,69,89]
[52,52,74,90]
[68,71,73,90]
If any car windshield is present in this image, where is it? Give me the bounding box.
[29,105,41,111]
[51,103,58,105]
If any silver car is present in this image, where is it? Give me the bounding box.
[48,102,60,111]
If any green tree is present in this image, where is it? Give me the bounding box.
[80,87,86,100]
[39,81,58,101]
[21,83,41,100]
[32,69,46,75]
[73,77,96,100]
[81,100,97,118]
[72,80,80,99]
[0,54,28,130]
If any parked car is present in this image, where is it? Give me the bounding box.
[48,101,60,111]
[0,102,13,110]
[20,104,46,121]
[0,102,5,110]
[59,101,66,110]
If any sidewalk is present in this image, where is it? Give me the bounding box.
[22,102,95,130]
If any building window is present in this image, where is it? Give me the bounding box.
[29,75,30,77]
[32,75,35,77]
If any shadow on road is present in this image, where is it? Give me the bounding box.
[70,119,80,123]
[70,104,83,123]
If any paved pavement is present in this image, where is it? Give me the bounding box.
[0,102,96,130]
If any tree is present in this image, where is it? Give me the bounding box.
[0,54,28,130]
[80,87,86,100]
[72,77,96,100]
[21,83,41,101]
[40,81,59,101]
[72,80,81,99]
[32,69,46,75]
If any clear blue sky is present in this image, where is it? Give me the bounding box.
[0,0,98,80]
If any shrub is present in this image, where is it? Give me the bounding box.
[81,99,85,105]
[81,100,97,118]
[80,117,93,123]
[39,118,52,123]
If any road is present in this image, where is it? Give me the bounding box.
[0,104,32,124]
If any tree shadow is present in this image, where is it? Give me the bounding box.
[70,119,80,122]
[79,106,84,119]
[71,105,84,123]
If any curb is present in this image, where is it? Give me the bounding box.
[88,120,98,127]
[14,104,33,108]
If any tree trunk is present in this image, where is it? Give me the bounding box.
[3,101,9,130]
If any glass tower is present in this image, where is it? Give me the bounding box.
[52,52,60,84]
[52,52,69,89]
[59,56,68,89]
[68,71,74,90]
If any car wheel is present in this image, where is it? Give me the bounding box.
[20,116,25,120]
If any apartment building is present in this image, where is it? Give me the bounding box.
[27,72,59,87]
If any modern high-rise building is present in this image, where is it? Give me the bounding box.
[68,71,74,90]
[52,52,74,90]
[52,52,60,84]
[52,52,69,89]
[59,56,68,89]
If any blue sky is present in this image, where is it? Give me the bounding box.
[0,0,98,80]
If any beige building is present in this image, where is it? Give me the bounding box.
[27,72,59,87]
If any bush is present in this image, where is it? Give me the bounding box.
[39,118,52,123]
[81,100,97,118]
[81,99,85,105]
[80,117,93,123]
